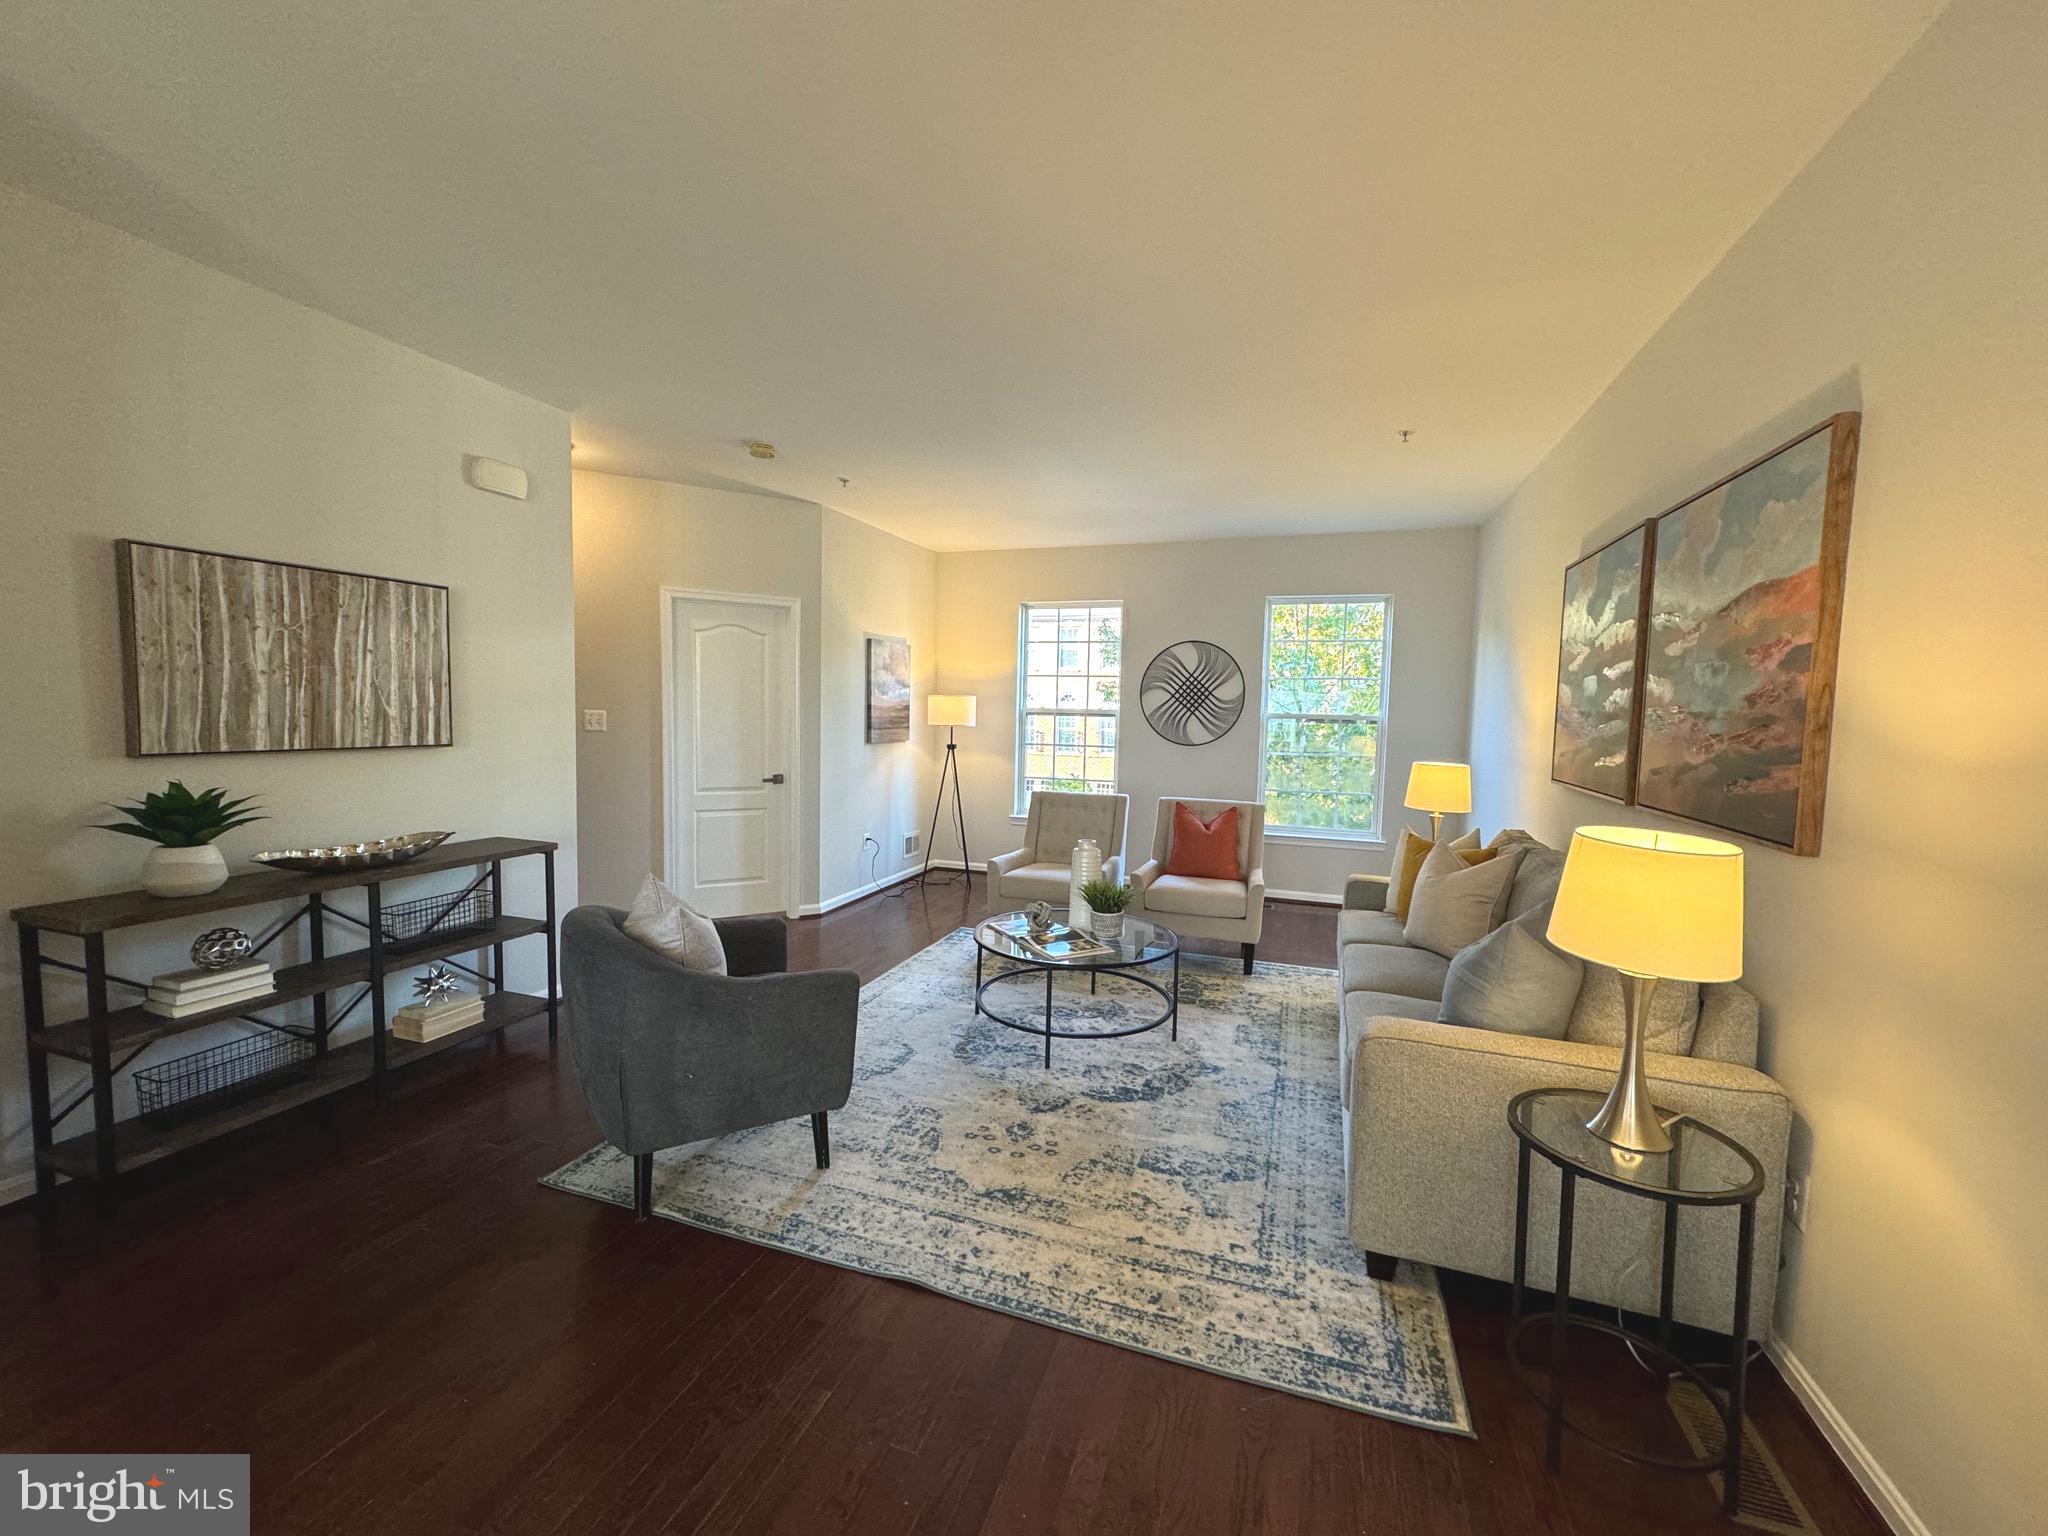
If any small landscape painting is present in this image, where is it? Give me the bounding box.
[1636,415,1859,855]
[866,635,911,743]
[1551,523,1650,802]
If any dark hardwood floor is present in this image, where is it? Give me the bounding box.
[0,876,1879,1535]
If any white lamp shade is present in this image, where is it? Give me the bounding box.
[1403,761,1471,814]
[926,694,977,728]
[1547,826,1744,982]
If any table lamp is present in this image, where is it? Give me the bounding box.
[1403,761,1471,840]
[918,695,977,888]
[1546,827,1744,1153]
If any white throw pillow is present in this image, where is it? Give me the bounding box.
[623,874,727,975]
[1403,839,1526,960]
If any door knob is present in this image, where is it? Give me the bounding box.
[761,773,786,784]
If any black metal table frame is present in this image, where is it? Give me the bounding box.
[972,926,1180,1068]
[1505,1089,1765,1517]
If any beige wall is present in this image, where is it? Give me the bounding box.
[570,470,824,911]
[1467,3,2047,1530]
[935,527,1480,898]
[819,509,939,907]
[0,185,579,1198]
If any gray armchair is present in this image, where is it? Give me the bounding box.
[562,906,860,1218]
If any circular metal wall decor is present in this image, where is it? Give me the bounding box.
[1139,641,1245,746]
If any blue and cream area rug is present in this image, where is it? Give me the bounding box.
[542,929,1470,1434]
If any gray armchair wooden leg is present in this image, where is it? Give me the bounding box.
[1242,943,1256,975]
[633,1151,653,1220]
[1364,1250,1398,1281]
[812,1111,830,1170]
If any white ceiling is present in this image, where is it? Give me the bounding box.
[2,1,1944,550]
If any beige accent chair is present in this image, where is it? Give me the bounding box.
[987,791,1129,908]
[1128,798,1266,973]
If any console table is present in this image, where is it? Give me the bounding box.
[11,836,558,1217]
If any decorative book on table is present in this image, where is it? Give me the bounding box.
[391,994,486,1043]
[987,916,1114,962]
[144,960,275,1018]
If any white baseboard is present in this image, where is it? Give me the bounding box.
[1265,887,1340,906]
[798,863,981,917]
[1766,1336,1928,1536]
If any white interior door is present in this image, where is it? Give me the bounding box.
[667,594,792,917]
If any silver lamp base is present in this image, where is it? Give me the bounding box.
[1585,973,1673,1154]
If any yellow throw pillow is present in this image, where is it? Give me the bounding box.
[1387,826,1480,921]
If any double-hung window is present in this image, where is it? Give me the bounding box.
[1015,602,1123,814]
[1258,597,1390,838]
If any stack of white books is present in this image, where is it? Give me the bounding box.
[144,960,276,1019]
[391,993,487,1043]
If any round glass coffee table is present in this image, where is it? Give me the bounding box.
[973,909,1180,1067]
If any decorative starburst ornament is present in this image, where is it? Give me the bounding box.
[411,965,467,1008]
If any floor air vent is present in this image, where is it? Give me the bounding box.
[1666,1381,1820,1535]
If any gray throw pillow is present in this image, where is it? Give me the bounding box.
[1565,964,1701,1055]
[623,874,727,975]
[1439,903,1583,1038]
[1403,839,1526,959]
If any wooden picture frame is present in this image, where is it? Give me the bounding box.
[1633,413,1859,856]
[1550,520,1655,803]
[115,539,454,756]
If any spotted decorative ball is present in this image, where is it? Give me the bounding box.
[190,926,254,971]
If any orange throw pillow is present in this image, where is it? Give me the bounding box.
[1164,803,1241,881]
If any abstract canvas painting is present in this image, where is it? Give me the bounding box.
[116,540,452,756]
[865,634,910,742]
[1636,414,1859,855]
[1552,523,1651,802]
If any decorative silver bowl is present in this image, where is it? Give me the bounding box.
[251,831,453,873]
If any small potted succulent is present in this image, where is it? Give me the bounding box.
[1079,876,1133,942]
[97,782,266,897]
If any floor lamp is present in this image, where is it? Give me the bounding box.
[918,695,977,888]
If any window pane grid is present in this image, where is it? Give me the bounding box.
[1017,604,1122,811]
[1259,598,1388,837]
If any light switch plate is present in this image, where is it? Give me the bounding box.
[582,709,607,733]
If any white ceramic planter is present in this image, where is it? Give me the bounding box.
[142,843,229,897]
[1092,911,1126,944]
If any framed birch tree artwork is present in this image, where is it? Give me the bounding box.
[115,540,453,756]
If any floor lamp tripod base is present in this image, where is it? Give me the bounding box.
[918,731,971,889]
[1584,973,1673,1154]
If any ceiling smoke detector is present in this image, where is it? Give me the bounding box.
[746,440,777,460]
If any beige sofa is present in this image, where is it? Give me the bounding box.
[988,791,1129,907]
[1129,798,1266,974]
[1340,836,1791,1338]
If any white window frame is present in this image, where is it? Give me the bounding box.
[1256,594,1393,843]
[1014,600,1125,816]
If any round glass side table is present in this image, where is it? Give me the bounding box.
[1507,1087,1766,1517]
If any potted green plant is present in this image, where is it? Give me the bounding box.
[1079,875,1133,942]
[98,782,266,897]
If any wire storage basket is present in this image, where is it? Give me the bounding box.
[379,886,494,945]
[135,1032,318,1127]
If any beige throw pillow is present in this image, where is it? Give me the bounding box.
[1565,965,1701,1056]
[623,874,727,974]
[1403,840,1526,959]
[1387,826,1478,921]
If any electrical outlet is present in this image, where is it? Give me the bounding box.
[1785,1172,1809,1233]
[903,832,920,856]
[582,709,607,733]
